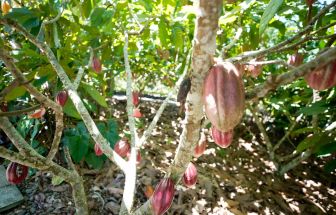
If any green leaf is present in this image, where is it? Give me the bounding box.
[32,76,49,88]
[324,159,336,172]
[16,118,34,138]
[259,0,283,36]
[85,153,105,169]
[80,1,92,18]
[139,0,153,12]
[5,8,35,23]
[299,101,329,115]
[76,122,90,139]
[171,24,184,51]
[316,142,336,156]
[296,132,334,152]
[269,20,286,35]
[90,8,114,27]
[66,136,89,163]
[63,99,81,119]
[5,86,27,101]
[291,127,315,137]
[51,175,65,186]
[158,16,169,47]
[82,83,108,108]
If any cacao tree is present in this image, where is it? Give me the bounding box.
[0,0,335,214]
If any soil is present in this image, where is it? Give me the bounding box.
[2,97,336,215]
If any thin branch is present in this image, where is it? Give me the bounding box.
[250,105,276,163]
[0,146,45,169]
[0,104,40,117]
[0,116,46,160]
[63,146,76,170]
[0,49,64,163]
[134,0,223,213]
[73,67,85,90]
[0,18,128,172]
[0,80,19,101]
[273,114,303,152]
[245,47,336,101]
[0,118,89,214]
[120,31,137,214]
[228,2,336,62]
[221,27,242,56]
[137,48,192,147]
[245,59,296,70]
[279,150,312,175]
[37,3,65,41]
[311,34,336,41]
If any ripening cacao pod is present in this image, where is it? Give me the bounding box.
[132,91,140,106]
[133,108,142,118]
[288,53,304,67]
[28,107,46,119]
[126,151,142,165]
[55,90,68,107]
[6,162,28,184]
[92,56,102,73]
[182,163,197,188]
[194,133,207,158]
[1,0,11,15]
[211,126,233,148]
[203,62,245,132]
[246,64,262,78]
[94,143,103,156]
[114,139,130,157]
[304,60,336,91]
[151,178,175,215]
[0,102,8,112]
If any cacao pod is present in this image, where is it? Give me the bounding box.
[28,107,46,119]
[0,102,8,112]
[151,178,175,215]
[133,108,142,118]
[194,133,207,158]
[288,53,304,67]
[126,150,142,165]
[211,126,233,148]
[1,0,10,15]
[92,56,102,73]
[304,60,336,91]
[132,91,140,106]
[55,90,68,107]
[182,163,197,188]
[203,62,245,132]
[114,139,130,157]
[6,162,28,184]
[94,143,103,156]
[246,64,262,78]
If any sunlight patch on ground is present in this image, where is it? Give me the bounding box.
[239,140,254,152]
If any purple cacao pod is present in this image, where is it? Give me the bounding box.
[211,126,233,148]
[151,178,175,215]
[94,144,103,156]
[203,62,245,132]
[6,162,28,184]
[304,60,336,91]
[114,139,130,157]
[182,163,197,188]
[55,90,68,107]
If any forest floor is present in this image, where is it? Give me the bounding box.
[3,97,336,215]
